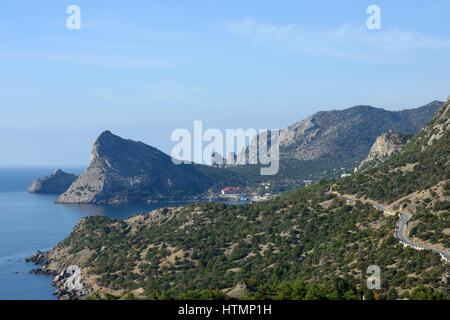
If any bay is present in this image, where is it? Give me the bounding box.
[0,168,186,300]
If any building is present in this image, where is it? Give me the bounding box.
[221,187,241,195]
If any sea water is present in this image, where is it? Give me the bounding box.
[0,168,183,300]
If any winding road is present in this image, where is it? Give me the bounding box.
[395,211,450,261]
[331,192,450,262]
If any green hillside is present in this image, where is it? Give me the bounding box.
[335,98,450,249]
[28,100,450,300]
[34,181,448,300]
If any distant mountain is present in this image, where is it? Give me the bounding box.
[232,100,444,187]
[56,131,214,204]
[337,97,450,202]
[359,131,411,169]
[28,169,78,194]
[336,96,450,249]
[277,101,443,161]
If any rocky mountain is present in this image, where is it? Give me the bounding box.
[336,96,450,250]
[28,99,450,300]
[56,131,214,204]
[28,169,78,194]
[277,100,442,161]
[359,131,411,169]
[232,100,443,186]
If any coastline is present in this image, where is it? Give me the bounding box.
[26,250,91,300]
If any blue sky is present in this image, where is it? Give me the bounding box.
[1,0,450,166]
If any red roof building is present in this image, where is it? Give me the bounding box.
[221,187,241,195]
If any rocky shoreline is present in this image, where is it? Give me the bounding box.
[26,250,91,300]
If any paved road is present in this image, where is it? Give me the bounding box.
[330,192,450,261]
[395,211,450,261]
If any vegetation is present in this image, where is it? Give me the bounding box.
[51,101,450,300]
[335,127,449,203]
[335,101,450,249]
[58,182,448,300]
[409,201,450,248]
[224,157,362,193]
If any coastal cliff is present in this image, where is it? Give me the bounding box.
[56,131,213,204]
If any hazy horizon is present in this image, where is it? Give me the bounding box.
[1,1,450,166]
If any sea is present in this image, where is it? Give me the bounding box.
[0,167,190,300]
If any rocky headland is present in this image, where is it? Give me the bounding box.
[28,169,78,194]
[55,130,214,204]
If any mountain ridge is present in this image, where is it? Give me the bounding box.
[238,100,443,163]
[56,100,444,203]
[229,100,443,189]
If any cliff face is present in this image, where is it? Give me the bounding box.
[56,131,212,204]
[359,132,411,169]
[28,169,79,194]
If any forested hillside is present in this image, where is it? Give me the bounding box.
[335,98,450,249]
[31,182,448,300]
[28,100,450,300]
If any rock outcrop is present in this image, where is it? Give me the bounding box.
[28,169,78,194]
[225,282,247,298]
[226,152,237,166]
[56,131,213,204]
[53,265,90,300]
[359,131,411,168]
[27,250,91,299]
